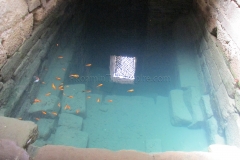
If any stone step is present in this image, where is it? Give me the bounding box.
[58,113,83,130]
[61,84,86,116]
[169,90,192,126]
[28,95,60,119]
[53,126,88,148]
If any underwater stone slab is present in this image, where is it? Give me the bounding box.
[177,63,200,89]
[0,52,24,82]
[225,114,240,148]
[169,90,192,126]
[201,56,214,93]
[28,95,60,119]
[37,118,56,140]
[200,95,213,119]
[209,44,235,98]
[58,113,83,130]
[0,79,15,107]
[213,83,235,120]
[206,117,225,144]
[61,84,86,116]
[14,39,43,81]
[0,116,38,148]
[53,126,88,148]
[203,49,222,91]
[183,87,204,129]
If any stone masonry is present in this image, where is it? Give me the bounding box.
[0,0,77,115]
[191,0,240,147]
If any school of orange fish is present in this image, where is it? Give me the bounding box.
[19,53,134,121]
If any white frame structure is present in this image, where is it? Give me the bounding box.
[110,55,136,84]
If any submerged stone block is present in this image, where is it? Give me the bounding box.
[225,114,240,147]
[209,42,235,98]
[37,118,56,140]
[53,126,88,148]
[203,49,222,91]
[213,83,235,120]
[169,90,192,126]
[58,113,83,130]
[183,87,204,128]
[28,95,60,119]
[200,95,213,119]
[0,79,15,107]
[206,117,225,144]
[61,84,86,116]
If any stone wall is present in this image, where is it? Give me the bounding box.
[0,0,78,114]
[189,0,240,147]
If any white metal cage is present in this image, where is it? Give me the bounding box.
[110,55,136,84]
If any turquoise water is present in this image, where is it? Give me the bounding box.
[28,3,209,152]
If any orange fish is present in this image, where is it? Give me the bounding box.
[97,98,100,103]
[87,96,91,99]
[69,74,79,78]
[108,100,113,102]
[127,89,134,92]
[58,103,61,107]
[64,104,71,110]
[45,92,51,96]
[34,99,41,103]
[82,90,91,93]
[35,118,40,121]
[56,77,61,80]
[42,111,47,115]
[68,95,74,98]
[58,56,63,58]
[97,84,103,87]
[85,64,92,67]
[58,85,64,90]
[52,83,56,90]
[52,112,58,116]
[76,109,80,114]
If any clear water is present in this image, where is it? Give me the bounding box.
[26,4,209,152]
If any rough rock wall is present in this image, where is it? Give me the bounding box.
[0,0,76,113]
[147,0,192,36]
[190,0,240,147]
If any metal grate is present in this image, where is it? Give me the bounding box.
[110,55,136,84]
